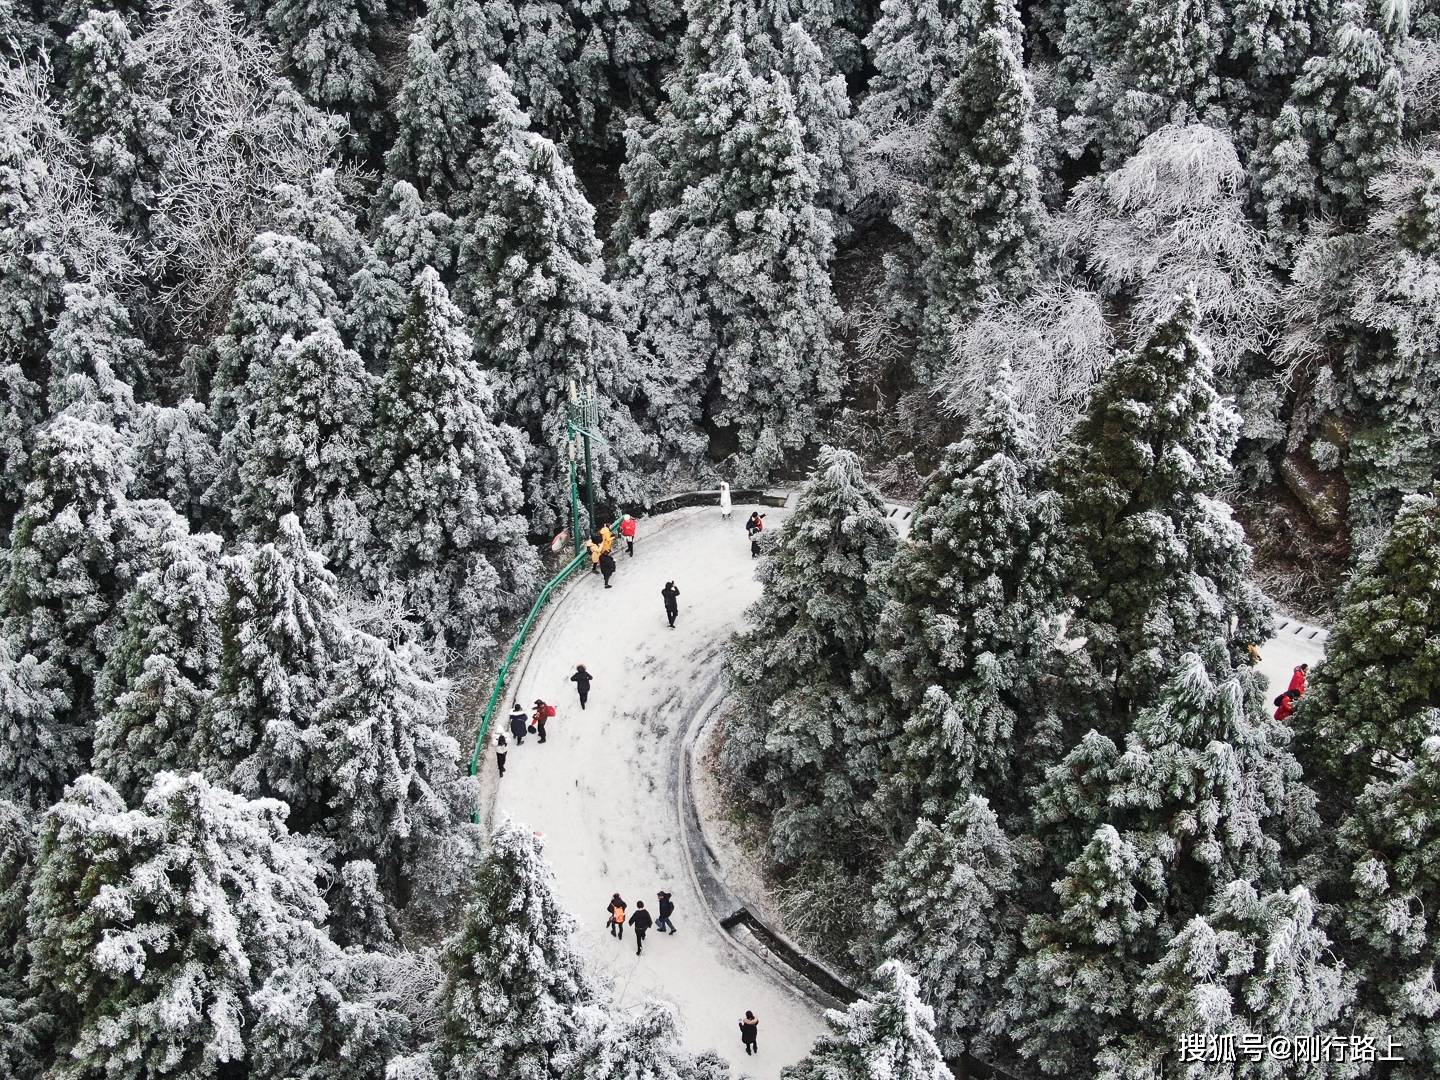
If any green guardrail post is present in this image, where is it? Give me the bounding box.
[467,518,622,823]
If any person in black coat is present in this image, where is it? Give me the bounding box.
[628,900,653,956]
[661,581,679,628]
[508,703,527,746]
[655,891,676,935]
[571,664,592,709]
[739,1011,759,1055]
[599,551,617,588]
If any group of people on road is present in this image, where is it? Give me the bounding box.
[606,890,678,956]
[495,698,559,775]
[583,515,640,588]
[1274,663,1309,722]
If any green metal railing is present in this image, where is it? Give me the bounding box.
[467,517,621,819]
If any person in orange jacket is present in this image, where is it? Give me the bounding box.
[599,523,615,555]
[1287,663,1309,696]
[584,533,603,574]
[619,514,637,557]
[607,893,627,939]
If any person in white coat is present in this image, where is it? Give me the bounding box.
[719,482,732,520]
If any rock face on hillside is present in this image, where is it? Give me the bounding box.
[1280,448,1346,534]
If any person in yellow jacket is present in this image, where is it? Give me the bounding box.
[584,534,603,574]
[599,523,615,555]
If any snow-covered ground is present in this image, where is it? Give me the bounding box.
[493,504,825,1078]
[1258,615,1328,698]
[491,503,1327,1077]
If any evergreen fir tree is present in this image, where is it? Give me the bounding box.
[1128,882,1347,1079]
[782,959,953,1080]
[623,32,843,479]
[209,232,343,483]
[91,532,225,804]
[195,514,347,814]
[0,798,49,1080]
[1259,0,1404,228]
[1,415,184,805]
[860,0,981,125]
[561,1003,732,1080]
[1294,491,1440,798]
[26,771,389,1080]
[1334,725,1440,1077]
[454,68,654,531]
[781,20,859,231]
[373,269,539,650]
[309,627,465,898]
[870,797,1019,1060]
[45,283,147,423]
[722,447,898,868]
[229,321,375,570]
[901,5,1041,379]
[1055,294,1271,727]
[434,820,595,1080]
[867,360,1061,826]
[264,0,386,143]
[62,12,173,241]
[0,637,71,810]
[130,400,220,527]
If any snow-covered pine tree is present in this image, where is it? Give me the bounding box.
[264,0,386,144]
[0,638,71,811]
[1007,823,1162,1075]
[0,414,185,807]
[209,232,343,486]
[453,67,654,532]
[781,20,859,232]
[783,959,954,1080]
[867,360,1061,826]
[0,127,68,528]
[1333,723,1440,1078]
[373,268,539,650]
[91,532,225,804]
[870,796,1019,1060]
[1259,0,1404,229]
[62,11,173,242]
[1013,650,1317,1075]
[26,771,391,1079]
[623,32,843,480]
[1294,491,1439,800]
[1128,881,1347,1079]
[194,513,348,810]
[129,400,220,528]
[0,797,47,1080]
[901,1,1042,380]
[1055,293,1271,727]
[434,820,594,1080]
[230,321,375,571]
[45,283,147,424]
[309,627,465,900]
[1057,0,1229,166]
[561,1003,732,1080]
[860,0,982,126]
[722,446,897,869]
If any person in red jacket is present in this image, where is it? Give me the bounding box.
[1274,689,1300,723]
[619,514,637,557]
[1287,663,1309,696]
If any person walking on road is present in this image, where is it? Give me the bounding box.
[599,523,615,556]
[719,482,732,520]
[620,514,637,557]
[571,664,592,709]
[1274,688,1300,724]
[739,1012,758,1055]
[508,702,527,746]
[585,533,603,575]
[655,891,676,935]
[495,734,509,777]
[629,901,653,955]
[599,550,617,588]
[1288,663,1309,696]
[662,581,680,628]
[532,700,551,744]
[607,893,627,939]
[746,512,766,558]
